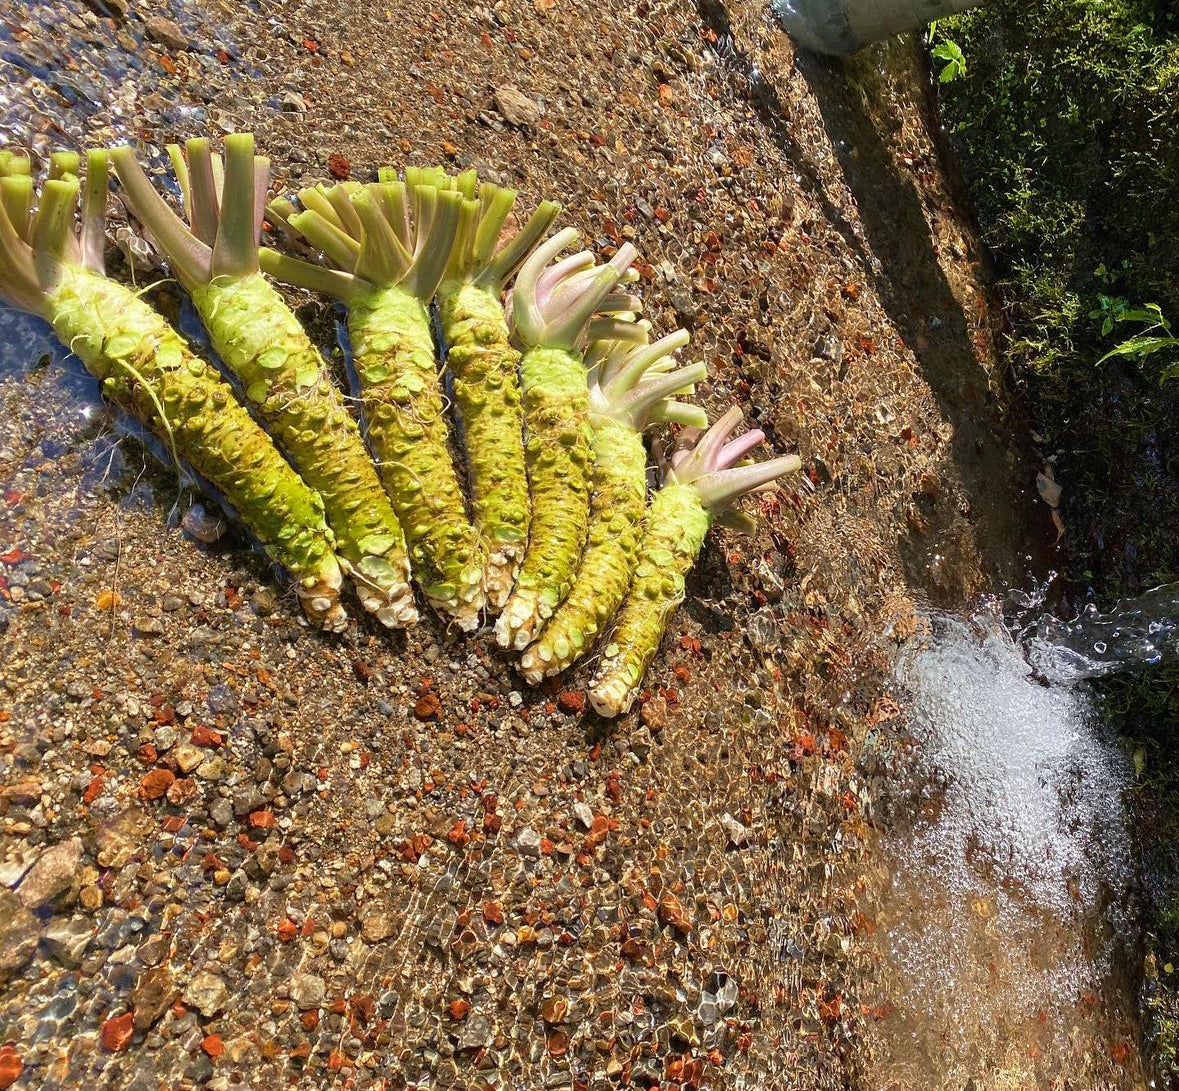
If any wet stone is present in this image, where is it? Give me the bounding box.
[173,744,203,774]
[144,15,189,51]
[493,85,542,128]
[132,965,178,1031]
[206,684,238,715]
[360,907,395,944]
[290,972,326,1009]
[457,1013,493,1051]
[721,812,750,847]
[41,916,94,968]
[17,836,84,910]
[97,809,144,868]
[183,970,230,1017]
[0,890,39,979]
[210,799,234,827]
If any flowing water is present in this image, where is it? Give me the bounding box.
[1025,583,1179,685]
[863,607,1145,1089]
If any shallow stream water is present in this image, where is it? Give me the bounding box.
[864,608,1144,1089]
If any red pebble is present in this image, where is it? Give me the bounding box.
[100,1012,134,1052]
[139,769,174,800]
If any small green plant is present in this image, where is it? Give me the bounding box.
[929,22,967,82]
[1091,296,1179,379]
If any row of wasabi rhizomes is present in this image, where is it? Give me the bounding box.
[0,134,803,717]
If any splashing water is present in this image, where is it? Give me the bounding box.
[865,609,1141,1088]
[1025,582,1179,684]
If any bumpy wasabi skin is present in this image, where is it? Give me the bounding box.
[0,151,346,628]
[348,285,485,621]
[494,228,641,650]
[437,283,528,604]
[52,268,346,628]
[429,175,560,607]
[263,174,486,629]
[110,135,417,628]
[519,419,645,682]
[497,344,594,648]
[588,408,803,717]
[588,484,709,716]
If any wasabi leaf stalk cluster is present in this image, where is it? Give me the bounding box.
[2,133,807,714]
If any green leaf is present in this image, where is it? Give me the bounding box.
[1097,335,1179,364]
[932,40,966,82]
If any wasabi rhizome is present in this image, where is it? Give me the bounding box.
[263,169,488,631]
[0,148,347,630]
[109,134,417,629]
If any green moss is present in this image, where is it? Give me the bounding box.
[938,5,1179,1075]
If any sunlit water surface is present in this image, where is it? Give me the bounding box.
[865,610,1143,1089]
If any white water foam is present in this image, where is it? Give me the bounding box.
[868,611,1139,1085]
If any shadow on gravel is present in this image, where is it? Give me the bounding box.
[694,0,1032,592]
[793,49,1031,590]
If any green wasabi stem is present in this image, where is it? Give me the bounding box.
[588,407,803,717]
[0,151,345,629]
[263,175,486,630]
[109,135,417,629]
[520,323,708,684]
[494,227,642,651]
[427,169,560,608]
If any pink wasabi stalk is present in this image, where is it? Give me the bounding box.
[0,149,346,628]
[494,228,641,650]
[520,322,708,683]
[109,135,417,628]
[588,408,802,717]
[421,168,560,608]
[263,174,487,629]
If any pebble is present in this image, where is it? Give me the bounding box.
[514,828,542,857]
[210,799,234,827]
[360,907,394,943]
[173,744,203,774]
[41,916,94,968]
[0,891,40,979]
[144,15,189,51]
[132,966,178,1031]
[721,812,751,847]
[183,970,230,1017]
[16,837,84,909]
[457,1013,493,1051]
[493,85,542,128]
[289,972,326,1010]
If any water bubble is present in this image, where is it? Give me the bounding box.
[866,611,1137,1085]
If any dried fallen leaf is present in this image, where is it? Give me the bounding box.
[1035,468,1062,509]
